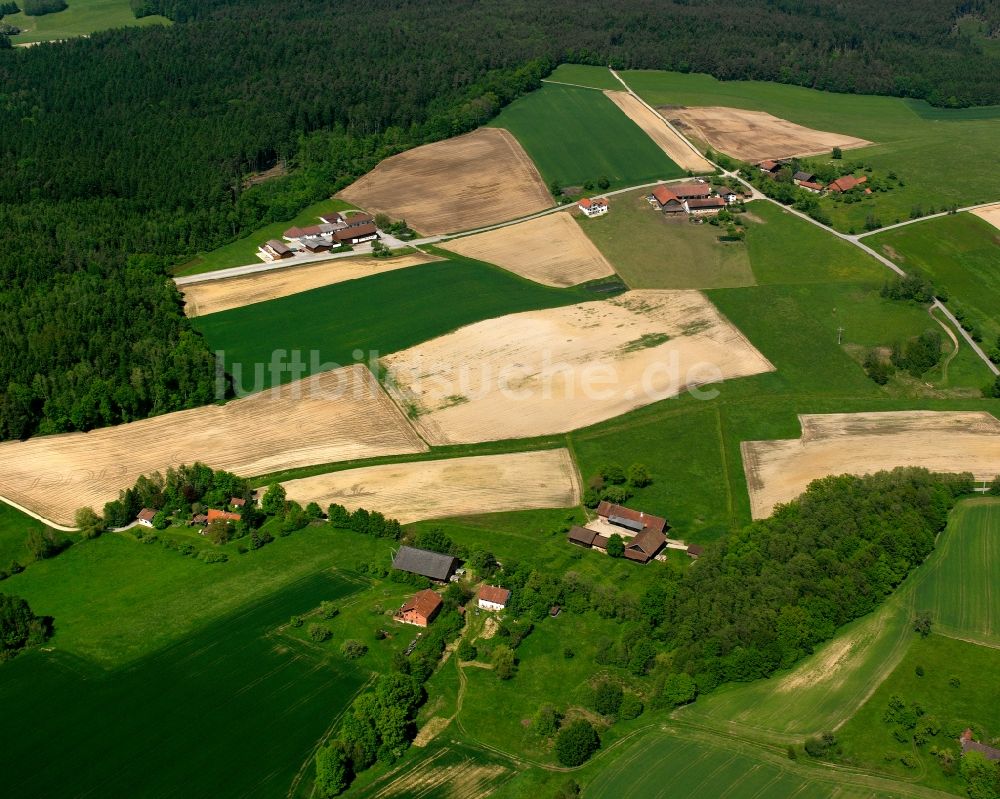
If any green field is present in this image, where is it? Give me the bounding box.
[489,82,685,191]
[868,212,1000,345]
[6,0,169,43]
[545,64,623,91]
[194,252,605,391]
[174,198,359,277]
[621,69,1000,232]
[836,634,1000,793]
[579,188,755,289]
[0,501,48,569]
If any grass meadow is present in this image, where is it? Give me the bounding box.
[545,63,624,91]
[6,0,169,44]
[0,500,48,569]
[174,198,359,276]
[489,82,685,191]
[868,212,1000,345]
[579,188,755,289]
[194,252,602,391]
[620,69,1000,232]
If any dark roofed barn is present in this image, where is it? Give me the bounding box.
[624,528,666,563]
[567,526,597,548]
[392,546,459,582]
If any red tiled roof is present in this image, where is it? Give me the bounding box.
[827,175,867,192]
[624,528,666,563]
[478,585,511,605]
[652,185,678,205]
[687,197,726,209]
[578,198,593,208]
[231,497,246,507]
[595,501,666,534]
[335,223,378,242]
[207,508,241,523]
[401,588,442,619]
[283,227,304,239]
[137,508,157,523]
[671,182,712,199]
[798,180,825,191]
[759,159,780,171]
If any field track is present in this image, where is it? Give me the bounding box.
[664,105,872,162]
[0,365,426,526]
[743,411,1000,518]
[441,212,614,287]
[383,290,774,444]
[337,128,552,235]
[282,449,580,523]
[180,253,440,317]
[603,90,713,172]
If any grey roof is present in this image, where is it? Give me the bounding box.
[609,514,644,532]
[392,546,458,581]
[793,171,815,182]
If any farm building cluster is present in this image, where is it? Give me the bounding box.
[648,181,742,216]
[758,160,872,195]
[568,501,704,563]
[135,496,249,534]
[257,211,381,262]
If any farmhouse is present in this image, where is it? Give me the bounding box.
[392,545,459,582]
[827,174,868,193]
[715,187,738,203]
[687,197,727,214]
[207,508,241,523]
[258,239,293,262]
[343,212,375,228]
[319,212,345,225]
[758,159,782,174]
[334,222,379,245]
[230,497,247,508]
[478,585,511,611]
[136,508,157,527]
[578,197,609,218]
[961,729,1000,761]
[670,182,712,200]
[651,186,687,213]
[394,588,443,627]
[596,501,666,535]
[623,528,666,563]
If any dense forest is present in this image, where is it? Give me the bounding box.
[1,0,998,439]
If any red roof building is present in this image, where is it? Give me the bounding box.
[136,508,157,527]
[687,197,726,212]
[827,175,867,193]
[478,585,511,610]
[758,159,781,173]
[578,197,609,217]
[623,528,666,563]
[207,508,241,524]
[670,182,712,200]
[596,501,666,534]
[395,589,443,627]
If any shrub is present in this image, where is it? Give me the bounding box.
[627,463,652,487]
[320,601,339,619]
[600,485,632,504]
[492,644,516,679]
[531,703,562,738]
[606,533,625,559]
[309,624,332,643]
[600,464,626,484]
[289,615,303,628]
[554,720,600,766]
[340,639,368,659]
[618,693,643,721]
[593,681,624,716]
[456,639,477,661]
[199,550,228,564]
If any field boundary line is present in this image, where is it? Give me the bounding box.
[0,495,77,532]
[540,78,605,91]
[713,406,737,529]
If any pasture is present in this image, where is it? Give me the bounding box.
[868,212,1000,344]
[544,64,623,91]
[0,365,426,526]
[973,202,1000,230]
[382,290,774,444]
[282,449,580,524]
[337,128,551,235]
[489,83,684,190]
[441,211,615,287]
[579,187,755,289]
[602,90,713,172]
[174,198,358,277]
[195,254,598,391]
[622,69,1000,232]
[6,0,168,44]
[742,411,1000,518]
[0,500,48,569]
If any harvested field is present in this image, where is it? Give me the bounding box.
[337,128,552,236]
[663,106,872,162]
[180,253,440,317]
[282,450,580,523]
[441,212,614,287]
[0,365,426,526]
[743,411,1000,518]
[971,203,1000,231]
[382,290,774,444]
[603,91,713,173]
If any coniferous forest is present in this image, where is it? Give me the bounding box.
[1,0,998,440]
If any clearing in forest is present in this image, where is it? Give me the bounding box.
[742,411,1000,519]
[971,202,1000,231]
[336,128,551,235]
[602,91,713,173]
[0,365,426,526]
[180,252,440,317]
[664,106,871,162]
[382,290,773,444]
[282,449,581,523]
[440,212,615,287]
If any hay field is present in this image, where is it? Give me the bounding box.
[971,203,1000,231]
[0,365,426,526]
[743,411,1000,518]
[382,290,774,444]
[440,212,615,287]
[603,91,713,172]
[282,449,580,523]
[180,253,439,317]
[664,106,872,162]
[337,128,552,235]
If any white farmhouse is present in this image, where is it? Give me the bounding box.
[477,585,511,612]
[578,197,609,218]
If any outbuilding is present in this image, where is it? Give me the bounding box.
[392,546,459,582]
[136,508,157,528]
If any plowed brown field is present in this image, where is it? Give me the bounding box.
[603,91,713,173]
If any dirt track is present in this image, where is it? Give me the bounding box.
[441,212,615,287]
[663,106,871,162]
[0,365,427,526]
[603,91,713,173]
[282,449,580,523]
[383,290,774,444]
[971,203,1000,232]
[181,253,440,316]
[743,411,1000,518]
[337,128,552,236]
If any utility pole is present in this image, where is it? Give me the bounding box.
[837,326,845,345]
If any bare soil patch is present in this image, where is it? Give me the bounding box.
[383,290,774,444]
[663,106,872,162]
[371,750,510,799]
[411,716,451,748]
[743,411,1000,518]
[337,128,552,236]
[441,211,615,287]
[603,91,714,173]
[971,203,1000,232]
[180,252,440,317]
[0,365,426,526]
[282,449,579,523]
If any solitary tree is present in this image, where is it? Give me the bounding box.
[831,146,843,159]
[554,720,600,766]
[913,611,932,637]
[260,483,286,516]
